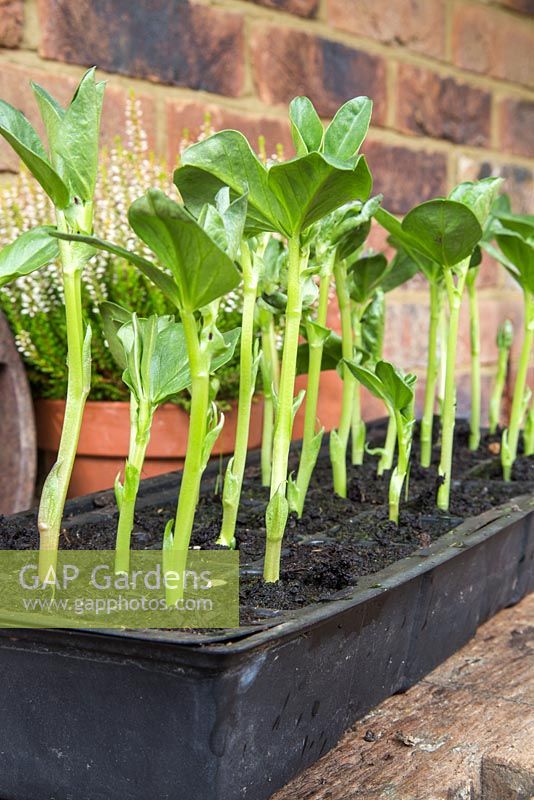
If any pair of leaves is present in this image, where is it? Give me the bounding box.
[52,189,243,312]
[289,96,372,162]
[101,303,191,407]
[0,69,104,208]
[377,178,503,273]
[345,359,416,420]
[175,98,373,238]
[348,253,389,304]
[484,207,534,295]
[102,302,241,405]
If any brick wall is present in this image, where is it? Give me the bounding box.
[0,0,533,418]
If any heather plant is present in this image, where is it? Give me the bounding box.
[0,97,243,407]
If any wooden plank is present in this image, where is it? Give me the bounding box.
[272,594,534,800]
[0,311,36,512]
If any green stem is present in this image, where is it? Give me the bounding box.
[264,235,305,582]
[351,310,365,466]
[169,310,210,584]
[437,261,469,512]
[330,257,354,498]
[502,292,534,481]
[524,402,534,457]
[38,210,91,583]
[489,345,509,434]
[468,272,481,451]
[437,303,448,416]
[378,413,396,476]
[260,311,280,487]
[420,282,441,467]
[293,266,331,517]
[115,397,153,574]
[218,244,259,547]
[389,409,409,524]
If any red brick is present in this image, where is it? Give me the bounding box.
[365,139,448,215]
[383,301,430,368]
[327,0,445,59]
[38,0,244,97]
[244,0,318,18]
[167,100,294,165]
[251,25,387,122]
[452,4,533,88]
[499,98,534,159]
[0,0,23,47]
[396,64,491,147]
[498,0,534,14]
[0,63,157,173]
[456,155,534,215]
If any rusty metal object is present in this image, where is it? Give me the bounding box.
[0,310,36,512]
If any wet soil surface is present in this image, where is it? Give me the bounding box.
[0,420,532,622]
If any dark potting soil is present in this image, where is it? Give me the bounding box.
[0,419,532,622]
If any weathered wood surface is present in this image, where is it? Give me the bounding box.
[273,594,534,800]
[0,310,36,512]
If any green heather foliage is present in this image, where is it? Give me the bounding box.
[0,99,243,406]
[0,72,530,591]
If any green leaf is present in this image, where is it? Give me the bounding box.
[380,247,421,292]
[211,327,241,375]
[360,289,384,363]
[402,199,482,268]
[215,188,248,261]
[344,359,416,417]
[31,81,65,148]
[493,210,534,240]
[176,131,284,233]
[375,360,415,413]
[348,253,389,303]
[0,100,69,207]
[0,226,59,288]
[268,152,372,235]
[323,97,372,161]
[50,229,183,308]
[100,301,132,369]
[53,68,104,201]
[448,177,504,229]
[116,312,191,406]
[495,230,534,294]
[289,96,324,156]
[128,190,241,311]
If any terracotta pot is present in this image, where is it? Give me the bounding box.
[35,371,383,498]
[35,398,265,497]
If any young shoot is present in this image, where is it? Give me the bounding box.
[175,95,373,582]
[489,320,513,434]
[400,178,502,510]
[0,70,104,581]
[345,360,416,524]
[525,402,534,457]
[375,207,445,468]
[217,236,263,549]
[466,254,482,450]
[347,252,390,465]
[485,212,534,479]
[326,196,383,497]
[257,238,284,487]
[53,188,244,599]
[100,304,194,573]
